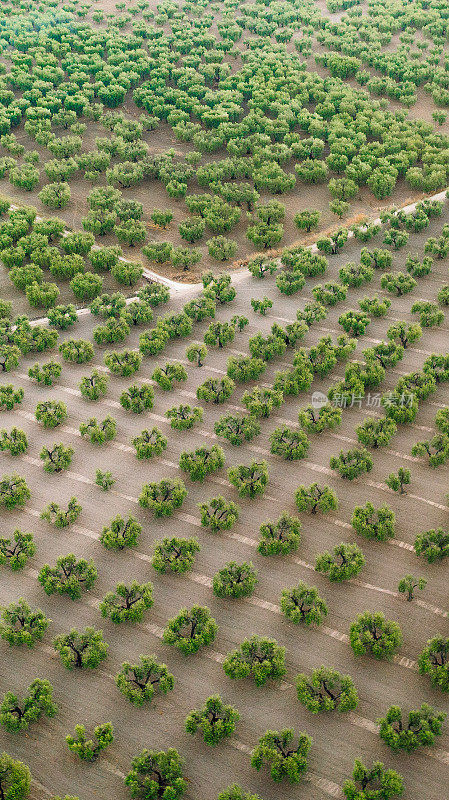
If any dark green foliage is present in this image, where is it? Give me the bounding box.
[125,749,186,800]
[0,530,35,571]
[152,538,200,575]
[343,760,404,800]
[100,515,141,551]
[100,582,154,624]
[115,656,174,706]
[185,696,240,745]
[53,628,108,670]
[377,704,445,752]
[315,543,365,582]
[296,667,358,713]
[163,606,217,655]
[213,562,257,599]
[223,636,286,686]
[280,582,328,626]
[0,679,57,733]
[66,723,114,762]
[350,612,402,660]
[38,554,97,600]
[41,498,81,529]
[251,728,311,784]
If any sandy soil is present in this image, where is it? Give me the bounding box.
[2,189,449,799]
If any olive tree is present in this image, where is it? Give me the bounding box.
[40,443,74,474]
[163,605,217,655]
[80,416,117,445]
[179,445,225,482]
[213,562,257,599]
[214,415,261,446]
[125,749,186,800]
[398,575,427,601]
[35,400,67,429]
[132,428,167,460]
[152,362,187,391]
[295,483,338,514]
[95,470,115,492]
[185,695,240,745]
[352,503,395,541]
[28,361,61,386]
[79,371,109,401]
[38,554,97,600]
[100,582,154,624]
[377,704,445,752]
[270,427,310,460]
[0,599,49,648]
[356,418,397,449]
[197,377,234,404]
[66,723,114,762]
[0,474,30,510]
[166,405,203,431]
[120,384,154,413]
[330,448,373,480]
[53,627,108,670]
[199,496,239,532]
[414,528,449,562]
[251,728,311,784]
[152,538,200,575]
[280,582,328,626]
[0,385,23,411]
[343,760,404,800]
[0,428,28,456]
[100,514,141,551]
[139,479,187,518]
[315,543,365,582]
[115,656,174,706]
[0,679,57,733]
[186,342,208,367]
[349,612,402,660]
[59,339,94,364]
[40,498,81,529]
[296,667,358,714]
[0,530,35,571]
[0,752,31,800]
[104,349,142,376]
[257,514,302,556]
[228,461,268,499]
[223,636,286,686]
